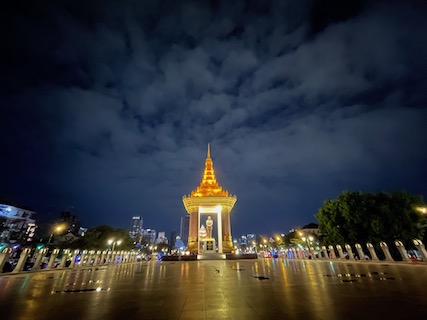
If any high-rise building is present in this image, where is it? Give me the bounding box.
[156,231,167,244]
[129,216,143,241]
[142,228,156,244]
[180,215,190,247]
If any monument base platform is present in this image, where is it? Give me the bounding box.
[197,253,226,260]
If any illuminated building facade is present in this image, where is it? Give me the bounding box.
[130,216,143,241]
[182,144,237,254]
[0,203,37,243]
[142,228,156,243]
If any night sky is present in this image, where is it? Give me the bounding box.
[1,0,427,237]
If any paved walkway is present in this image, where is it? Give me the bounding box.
[0,259,426,319]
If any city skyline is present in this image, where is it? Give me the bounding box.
[1,0,427,236]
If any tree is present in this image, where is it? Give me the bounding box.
[315,191,425,245]
[71,225,134,250]
[283,231,304,247]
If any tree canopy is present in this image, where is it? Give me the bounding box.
[315,191,426,245]
[70,225,134,250]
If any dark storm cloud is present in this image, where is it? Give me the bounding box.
[1,0,427,235]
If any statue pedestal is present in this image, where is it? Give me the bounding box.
[197,238,226,260]
[202,238,216,254]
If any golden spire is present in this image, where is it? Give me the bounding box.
[190,144,229,197]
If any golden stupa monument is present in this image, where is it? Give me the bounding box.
[182,144,237,257]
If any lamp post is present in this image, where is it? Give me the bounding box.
[107,239,122,251]
[48,225,64,245]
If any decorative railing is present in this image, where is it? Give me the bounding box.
[0,248,140,274]
[284,239,427,262]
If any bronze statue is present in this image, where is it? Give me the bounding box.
[206,216,213,238]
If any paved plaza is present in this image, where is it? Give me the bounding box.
[0,259,426,319]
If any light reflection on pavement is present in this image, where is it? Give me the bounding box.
[0,259,426,319]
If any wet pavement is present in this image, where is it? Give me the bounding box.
[0,259,426,319]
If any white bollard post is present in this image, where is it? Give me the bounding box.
[59,249,71,268]
[86,250,95,266]
[99,251,107,265]
[68,250,80,268]
[309,247,317,259]
[315,246,322,259]
[336,245,346,259]
[321,246,329,259]
[118,251,124,263]
[366,243,379,261]
[111,251,117,264]
[394,241,411,262]
[32,248,48,271]
[413,239,427,261]
[355,244,366,260]
[94,250,102,265]
[0,248,13,270]
[123,252,129,263]
[380,242,394,261]
[12,248,32,273]
[46,249,60,269]
[79,250,88,266]
[345,244,355,260]
[105,251,112,264]
[328,245,337,259]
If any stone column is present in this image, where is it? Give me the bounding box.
[188,211,198,254]
[0,248,13,271]
[328,245,337,259]
[12,248,32,273]
[59,249,70,268]
[46,249,60,269]
[68,250,80,268]
[345,244,355,260]
[380,242,394,261]
[221,209,233,253]
[394,241,411,262]
[413,239,427,261]
[355,244,366,260]
[336,245,345,259]
[322,246,329,259]
[366,243,379,261]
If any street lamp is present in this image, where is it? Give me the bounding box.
[107,239,122,251]
[48,225,64,244]
[415,206,427,214]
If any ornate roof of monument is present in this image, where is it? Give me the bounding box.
[189,144,231,197]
